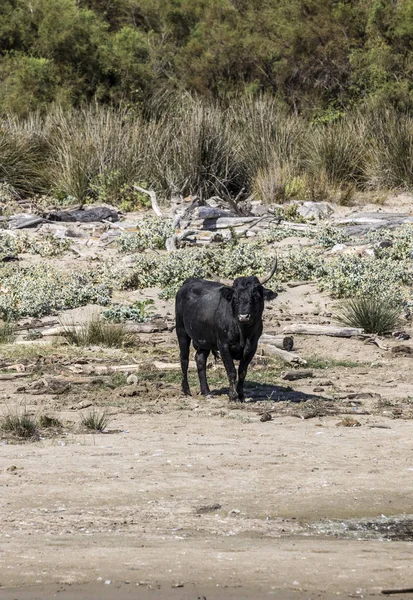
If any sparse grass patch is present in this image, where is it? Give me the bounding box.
[334,296,402,335]
[62,318,134,347]
[39,414,63,428]
[305,356,361,369]
[1,407,38,439]
[80,408,110,432]
[0,320,16,343]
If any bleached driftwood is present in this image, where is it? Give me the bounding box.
[281,324,364,337]
[260,343,307,365]
[133,185,163,217]
[0,373,30,380]
[153,360,196,370]
[68,364,141,375]
[30,321,169,336]
[260,333,294,351]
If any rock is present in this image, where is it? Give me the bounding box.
[250,201,268,217]
[195,207,235,219]
[195,503,222,514]
[313,387,325,393]
[329,243,348,254]
[70,401,93,410]
[282,370,313,381]
[297,202,334,221]
[46,206,120,223]
[392,345,413,355]
[99,230,121,244]
[8,214,45,229]
[260,412,272,422]
[376,240,393,249]
[392,331,410,341]
[126,374,139,385]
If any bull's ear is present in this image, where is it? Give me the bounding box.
[262,287,277,301]
[220,286,234,302]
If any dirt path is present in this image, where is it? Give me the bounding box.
[2,410,413,598]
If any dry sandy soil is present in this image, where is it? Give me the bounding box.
[2,208,413,599]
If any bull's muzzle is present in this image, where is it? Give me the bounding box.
[238,314,251,323]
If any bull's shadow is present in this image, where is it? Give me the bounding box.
[212,380,325,403]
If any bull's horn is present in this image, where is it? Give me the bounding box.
[258,257,278,285]
[212,274,233,286]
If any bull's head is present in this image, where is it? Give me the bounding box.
[217,258,278,324]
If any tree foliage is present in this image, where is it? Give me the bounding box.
[2,0,413,115]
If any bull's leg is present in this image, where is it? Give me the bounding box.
[195,349,211,396]
[176,327,191,395]
[218,343,238,402]
[236,342,258,401]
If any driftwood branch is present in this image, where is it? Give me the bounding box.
[133,185,163,217]
[260,333,294,351]
[281,324,364,337]
[260,343,307,365]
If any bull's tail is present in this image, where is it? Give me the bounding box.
[212,350,221,362]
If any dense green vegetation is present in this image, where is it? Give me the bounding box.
[2,0,413,116]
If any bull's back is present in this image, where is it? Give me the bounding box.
[175,279,229,348]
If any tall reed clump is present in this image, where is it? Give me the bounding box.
[5,97,413,207]
[147,96,247,200]
[45,105,145,204]
[230,95,305,203]
[301,115,367,202]
[0,113,50,197]
[365,109,413,191]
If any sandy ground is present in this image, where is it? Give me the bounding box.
[2,213,413,599]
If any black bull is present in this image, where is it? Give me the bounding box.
[175,259,278,402]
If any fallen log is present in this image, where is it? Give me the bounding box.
[260,343,307,365]
[281,324,364,337]
[32,321,169,336]
[68,363,142,375]
[0,373,30,380]
[260,333,294,351]
[153,360,196,370]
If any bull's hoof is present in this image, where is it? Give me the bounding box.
[228,392,243,403]
[182,388,191,396]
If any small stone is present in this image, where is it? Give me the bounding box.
[195,503,221,514]
[313,387,325,393]
[172,582,184,588]
[260,412,272,422]
[126,374,139,385]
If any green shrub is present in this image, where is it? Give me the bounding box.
[315,224,349,249]
[116,217,174,252]
[334,296,402,334]
[102,299,154,323]
[0,264,112,319]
